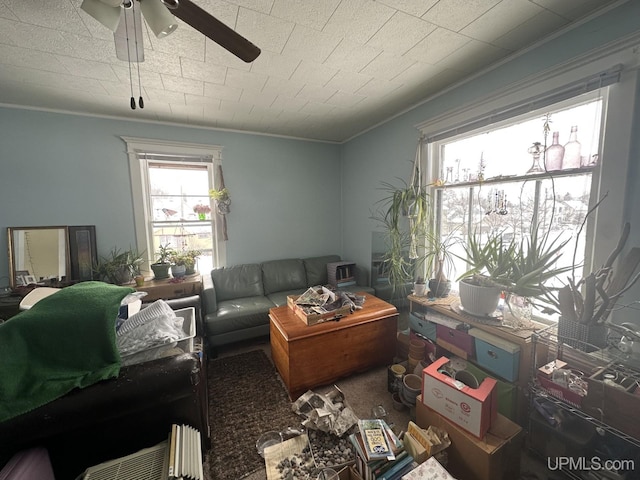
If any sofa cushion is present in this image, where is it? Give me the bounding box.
[262,259,307,296]
[266,288,308,308]
[211,264,263,301]
[303,255,341,286]
[205,296,274,334]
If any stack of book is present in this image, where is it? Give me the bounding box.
[349,419,416,480]
[327,262,357,288]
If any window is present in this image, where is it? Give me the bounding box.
[123,138,225,273]
[429,95,605,302]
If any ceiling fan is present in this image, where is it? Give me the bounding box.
[81,0,261,63]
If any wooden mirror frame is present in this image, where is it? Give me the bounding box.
[7,226,70,289]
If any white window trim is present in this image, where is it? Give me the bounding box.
[121,136,226,270]
[417,43,639,294]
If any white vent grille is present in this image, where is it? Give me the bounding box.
[80,442,168,480]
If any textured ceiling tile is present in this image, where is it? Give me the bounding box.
[270,0,341,30]
[325,91,366,108]
[289,60,338,86]
[355,77,403,97]
[204,82,243,102]
[161,74,204,95]
[134,49,182,77]
[296,84,338,103]
[236,7,294,53]
[2,20,75,56]
[323,38,382,73]
[404,28,471,63]
[239,89,278,107]
[62,32,118,64]
[366,11,437,55]
[181,57,227,84]
[204,38,252,71]
[270,94,308,112]
[391,61,442,86]
[5,0,89,36]
[226,67,269,90]
[250,50,300,79]
[324,70,373,94]
[299,101,335,116]
[144,87,186,103]
[492,8,566,51]
[55,55,120,82]
[111,64,165,90]
[99,80,137,98]
[261,76,305,97]
[359,52,416,81]
[531,0,613,20]
[222,0,275,16]
[218,99,253,115]
[191,0,240,29]
[0,4,18,21]
[435,39,507,73]
[0,44,68,73]
[281,24,342,63]
[377,0,438,17]
[461,0,543,43]
[186,93,221,108]
[322,0,396,45]
[422,0,500,32]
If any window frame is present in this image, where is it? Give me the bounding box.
[417,56,638,323]
[122,137,225,272]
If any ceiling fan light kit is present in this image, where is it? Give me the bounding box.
[80,0,122,32]
[139,0,178,38]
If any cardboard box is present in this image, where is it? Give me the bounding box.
[416,397,523,480]
[421,357,498,438]
[338,465,365,480]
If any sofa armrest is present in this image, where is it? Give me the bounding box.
[201,273,218,316]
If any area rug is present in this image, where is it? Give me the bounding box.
[203,349,300,480]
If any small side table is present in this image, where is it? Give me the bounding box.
[134,274,202,302]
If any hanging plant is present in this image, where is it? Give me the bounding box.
[209,187,231,214]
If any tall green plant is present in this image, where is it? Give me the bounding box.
[371,179,431,298]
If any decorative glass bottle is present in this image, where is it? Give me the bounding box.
[562,126,581,169]
[545,131,564,170]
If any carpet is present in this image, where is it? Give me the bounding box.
[203,349,300,480]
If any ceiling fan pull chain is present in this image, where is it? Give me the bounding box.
[132,0,144,108]
[123,3,136,110]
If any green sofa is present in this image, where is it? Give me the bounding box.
[201,255,374,349]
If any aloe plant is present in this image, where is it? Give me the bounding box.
[456,224,574,300]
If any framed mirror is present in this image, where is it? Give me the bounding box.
[7,226,70,288]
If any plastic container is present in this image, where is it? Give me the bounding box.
[120,307,196,365]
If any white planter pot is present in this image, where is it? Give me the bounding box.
[459,279,501,316]
[414,283,427,296]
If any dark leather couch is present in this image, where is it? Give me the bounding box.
[0,296,209,480]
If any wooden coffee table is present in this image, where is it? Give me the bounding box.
[269,293,398,399]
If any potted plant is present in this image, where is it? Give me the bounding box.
[455,225,573,317]
[150,243,174,280]
[93,247,145,285]
[371,179,431,301]
[414,276,427,296]
[424,227,460,298]
[183,249,201,275]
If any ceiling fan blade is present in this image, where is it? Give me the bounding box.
[168,0,261,63]
[114,5,145,62]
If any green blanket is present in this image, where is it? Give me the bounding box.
[0,281,134,423]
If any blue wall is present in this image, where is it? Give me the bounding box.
[0,109,341,282]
